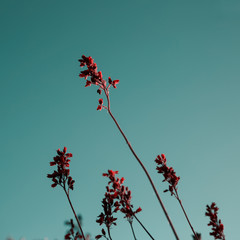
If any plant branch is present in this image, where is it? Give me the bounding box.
[107,226,113,240]
[104,90,179,240]
[134,215,155,240]
[129,220,137,240]
[175,189,199,240]
[64,188,86,240]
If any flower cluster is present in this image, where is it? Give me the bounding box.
[65,219,82,240]
[96,190,118,228]
[47,147,75,190]
[155,154,180,196]
[103,170,142,219]
[78,55,119,110]
[96,170,141,239]
[205,202,225,240]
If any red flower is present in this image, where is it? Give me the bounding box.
[112,80,119,88]
[98,71,103,80]
[205,202,225,240]
[97,105,102,111]
[85,80,91,87]
[135,207,142,213]
[97,99,103,111]
[108,77,112,84]
[96,170,142,239]
[155,154,180,196]
[99,99,103,105]
[78,55,120,110]
[103,170,141,219]
[47,147,75,191]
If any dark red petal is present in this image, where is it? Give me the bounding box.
[99,98,103,105]
[65,233,71,240]
[52,178,58,183]
[97,105,102,111]
[79,73,85,78]
[135,207,142,213]
[112,80,120,88]
[51,183,58,188]
[120,177,125,184]
[63,147,67,153]
[85,80,91,87]
[66,153,73,158]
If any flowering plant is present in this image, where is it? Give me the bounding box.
[47,55,225,240]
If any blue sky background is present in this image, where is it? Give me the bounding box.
[0,0,240,239]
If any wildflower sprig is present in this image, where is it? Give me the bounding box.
[96,170,154,240]
[47,55,227,240]
[47,147,75,193]
[102,170,142,220]
[78,55,119,111]
[65,219,82,240]
[155,154,199,240]
[48,147,86,240]
[96,170,141,240]
[96,185,117,239]
[155,154,180,197]
[205,202,225,240]
[79,55,180,240]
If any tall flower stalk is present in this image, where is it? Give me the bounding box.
[47,147,86,240]
[45,55,227,240]
[205,202,225,240]
[96,170,154,240]
[78,55,180,240]
[155,154,199,240]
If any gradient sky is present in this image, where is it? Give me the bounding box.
[1,0,240,239]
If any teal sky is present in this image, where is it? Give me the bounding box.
[1,0,240,239]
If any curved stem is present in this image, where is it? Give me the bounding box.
[64,188,86,240]
[107,226,113,240]
[104,90,179,240]
[129,221,137,240]
[175,189,199,240]
[133,215,155,240]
